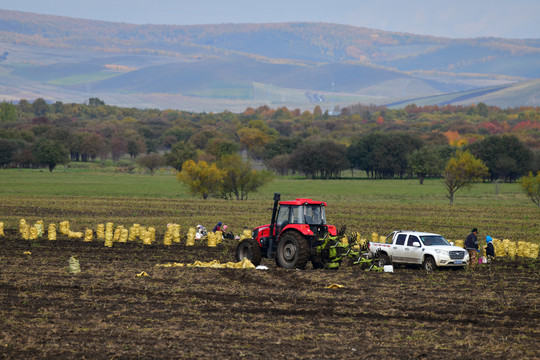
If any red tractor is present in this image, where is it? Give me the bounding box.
[236,193,338,269]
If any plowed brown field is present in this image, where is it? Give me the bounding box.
[1,234,539,359]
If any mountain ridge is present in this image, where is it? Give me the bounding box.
[0,9,538,111]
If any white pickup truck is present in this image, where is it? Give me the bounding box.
[368,230,469,271]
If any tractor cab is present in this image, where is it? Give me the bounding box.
[275,199,329,238]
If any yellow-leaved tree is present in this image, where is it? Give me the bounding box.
[444,151,489,205]
[520,171,540,208]
[177,160,225,199]
[218,154,273,200]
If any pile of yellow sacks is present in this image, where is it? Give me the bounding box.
[19,219,45,240]
[155,258,255,269]
[449,237,539,259]
[163,223,181,246]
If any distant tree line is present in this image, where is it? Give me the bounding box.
[0,98,538,182]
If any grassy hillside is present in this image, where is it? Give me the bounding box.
[0,9,539,110]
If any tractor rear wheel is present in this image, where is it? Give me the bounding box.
[276,232,309,269]
[235,238,262,266]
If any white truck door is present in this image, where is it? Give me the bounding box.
[391,233,408,262]
[404,235,423,264]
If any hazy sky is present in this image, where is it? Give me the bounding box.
[0,0,538,39]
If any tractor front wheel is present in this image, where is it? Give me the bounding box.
[236,238,262,266]
[276,232,310,269]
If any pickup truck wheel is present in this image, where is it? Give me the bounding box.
[423,256,437,271]
[377,253,391,267]
[236,238,262,266]
[276,232,309,269]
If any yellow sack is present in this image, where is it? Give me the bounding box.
[502,239,510,253]
[29,226,38,240]
[113,227,122,242]
[523,242,531,258]
[186,227,196,246]
[371,232,378,243]
[507,241,517,258]
[68,231,83,239]
[493,239,505,257]
[19,219,29,240]
[142,227,152,245]
[68,256,81,274]
[119,228,128,243]
[96,224,105,239]
[84,229,93,242]
[530,244,539,259]
[517,241,526,257]
[21,226,30,240]
[239,228,251,241]
[454,240,465,249]
[104,224,114,247]
[19,218,27,232]
[35,221,43,237]
[0,222,4,237]
[163,229,172,246]
[48,224,57,241]
[215,230,223,244]
[341,235,348,246]
[359,238,368,248]
[59,221,70,235]
[128,225,137,241]
[149,227,156,242]
[104,237,113,247]
[240,259,255,268]
[207,232,217,247]
[105,222,114,243]
[172,224,181,243]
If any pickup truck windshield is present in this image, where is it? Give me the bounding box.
[420,235,450,246]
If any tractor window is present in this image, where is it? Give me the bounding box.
[304,205,324,225]
[290,206,303,224]
[276,206,290,227]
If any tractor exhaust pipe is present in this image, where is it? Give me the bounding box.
[267,193,281,258]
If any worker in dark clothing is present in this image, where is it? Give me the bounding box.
[465,228,479,267]
[485,235,495,262]
[212,221,222,233]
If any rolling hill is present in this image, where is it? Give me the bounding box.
[0,9,538,111]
